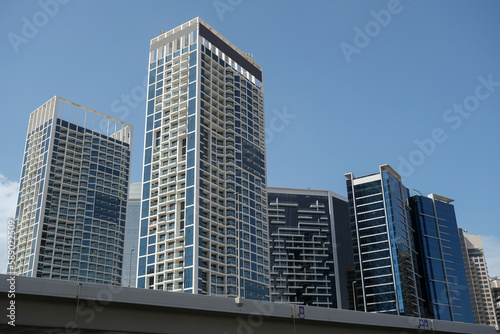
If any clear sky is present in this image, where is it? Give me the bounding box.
[0,0,499,276]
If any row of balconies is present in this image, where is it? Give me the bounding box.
[155,232,185,250]
[42,242,122,257]
[58,144,125,162]
[156,250,184,263]
[52,164,84,176]
[271,288,332,297]
[159,94,188,111]
[161,283,184,292]
[167,70,189,88]
[201,67,263,102]
[199,164,236,182]
[161,76,189,96]
[200,57,226,78]
[39,262,119,274]
[151,174,185,193]
[155,221,176,235]
[155,260,185,273]
[200,79,262,110]
[199,260,228,275]
[160,120,187,136]
[156,274,184,284]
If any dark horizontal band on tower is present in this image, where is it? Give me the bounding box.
[150,23,262,82]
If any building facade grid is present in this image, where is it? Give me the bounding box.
[137,18,269,300]
[410,194,474,323]
[460,233,498,326]
[12,96,132,285]
[267,187,352,309]
[490,278,500,327]
[345,165,421,317]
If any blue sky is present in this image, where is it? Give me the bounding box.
[0,0,499,276]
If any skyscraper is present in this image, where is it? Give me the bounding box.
[490,277,500,326]
[137,18,269,300]
[12,96,132,285]
[267,187,352,309]
[122,182,141,287]
[345,165,421,317]
[409,194,474,323]
[460,232,497,326]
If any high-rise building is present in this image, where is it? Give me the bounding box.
[409,194,474,323]
[345,165,421,317]
[460,233,497,326]
[137,18,269,300]
[458,228,478,322]
[490,277,500,326]
[122,182,141,287]
[12,96,132,285]
[267,187,353,309]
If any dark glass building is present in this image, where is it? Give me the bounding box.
[410,194,474,323]
[267,187,353,309]
[345,165,421,317]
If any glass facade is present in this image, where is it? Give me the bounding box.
[267,188,352,308]
[137,18,269,300]
[346,165,421,317]
[490,279,500,326]
[12,96,132,285]
[410,195,474,323]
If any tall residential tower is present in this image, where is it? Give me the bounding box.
[490,277,500,326]
[460,233,498,326]
[137,18,269,300]
[12,96,132,285]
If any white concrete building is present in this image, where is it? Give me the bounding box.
[461,233,498,326]
[137,18,269,300]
